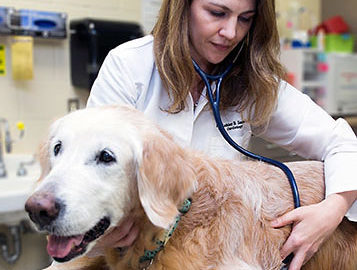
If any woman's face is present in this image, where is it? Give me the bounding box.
[188,0,256,72]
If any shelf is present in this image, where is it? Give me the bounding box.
[301,81,325,88]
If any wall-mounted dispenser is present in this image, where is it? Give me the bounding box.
[0,6,67,39]
[70,18,143,89]
[0,7,11,35]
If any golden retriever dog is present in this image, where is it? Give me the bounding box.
[25,105,357,270]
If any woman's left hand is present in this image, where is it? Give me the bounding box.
[271,191,357,270]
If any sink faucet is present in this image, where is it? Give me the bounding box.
[16,156,36,177]
[0,118,25,178]
[0,118,12,178]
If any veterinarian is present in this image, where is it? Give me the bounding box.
[86,0,357,269]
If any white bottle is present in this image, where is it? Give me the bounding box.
[317,29,325,51]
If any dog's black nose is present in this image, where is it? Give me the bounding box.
[25,192,61,228]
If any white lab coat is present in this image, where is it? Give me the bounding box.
[87,35,357,221]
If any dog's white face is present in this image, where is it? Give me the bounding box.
[25,106,196,263]
[26,107,144,262]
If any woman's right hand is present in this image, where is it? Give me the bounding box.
[86,218,139,258]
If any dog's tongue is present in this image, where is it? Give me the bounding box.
[47,235,84,258]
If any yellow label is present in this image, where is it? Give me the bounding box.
[11,36,34,80]
[0,45,5,76]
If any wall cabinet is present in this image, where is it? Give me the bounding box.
[249,49,357,162]
[281,49,357,116]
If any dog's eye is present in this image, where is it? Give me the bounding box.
[97,150,116,164]
[54,142,62,156]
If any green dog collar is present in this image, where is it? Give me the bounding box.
[139,198,192,267]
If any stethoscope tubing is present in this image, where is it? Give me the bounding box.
[193,60,301,209]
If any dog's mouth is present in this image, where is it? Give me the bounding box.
[47,217,110,262]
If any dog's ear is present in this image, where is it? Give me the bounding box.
[37,137,51,180]
[37,117,63,180]
[138,130,196,229]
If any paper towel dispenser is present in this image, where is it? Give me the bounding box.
[70,18,144,89]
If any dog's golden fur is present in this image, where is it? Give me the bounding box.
[39,105,356,270]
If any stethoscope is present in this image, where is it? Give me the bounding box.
[192,47,301,210]
[193,47,298,266]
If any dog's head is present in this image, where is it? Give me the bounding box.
[25,105,196,262]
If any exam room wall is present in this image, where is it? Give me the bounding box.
[0,0,142,156]
[0,1,140,268]
[275,0,321,39]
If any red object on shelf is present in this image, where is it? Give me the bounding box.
[323,16,349,34]
[312,16,349,35]
[317,62,329,73]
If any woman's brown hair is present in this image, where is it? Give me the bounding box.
[152,0,286,125]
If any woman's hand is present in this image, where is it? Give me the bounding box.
[271,190,357,270]
[86,218,139,258]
